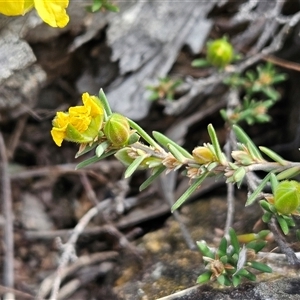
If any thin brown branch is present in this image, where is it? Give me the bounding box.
[9,160,123,180]
[0,285,34,299]
[0,132,15,300]
[37,251,119,299]
[7,114,28,160]
[264,54,300,72]
[268,218,300,267]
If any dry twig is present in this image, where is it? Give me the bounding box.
[0,132,15,300]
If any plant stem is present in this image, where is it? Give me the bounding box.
[268,218,300,267]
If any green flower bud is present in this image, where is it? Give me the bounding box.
[232,167,246,183]
[104,113,130,147]
[192,146,215,164]
[206,37,234,68]
[231,150,254,165]
[274,180,300,215]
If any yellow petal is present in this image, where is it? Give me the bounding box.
[69,105,90,116]
[51,127,66,146]
[68,106,91,132]
[52,111,69,128]
[0,0,33,16]
[82,92,103,117]
[34,0,69,28]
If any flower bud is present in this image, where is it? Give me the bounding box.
[232,167,246,183]
[206,37,233,68]
[192,146,215,164]
[231,150,254,165]
[104,113,130,147]
[274,180,300,215]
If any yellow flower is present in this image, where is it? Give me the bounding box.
[34,0,69,28]
[68,106,92,132]
[51,93,104,147]
[0,0,33,15]
[0,0,69,28]
[82,92,103,117]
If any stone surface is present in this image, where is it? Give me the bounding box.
[157,278,300,300]
[0,29,36,85]
[20,193,54,231]
[113,192,300,300]
[105,0,214,120]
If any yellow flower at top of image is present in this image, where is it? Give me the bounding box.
[51,93,104,147]
[0,0,69,28]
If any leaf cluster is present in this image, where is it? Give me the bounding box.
[146,77,183,101]
[197,228,271,287]
[86,0,119,13]
[222,63,287,125]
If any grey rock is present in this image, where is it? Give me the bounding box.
[157,278,300,300]
[21,193,53,231]
[0,64,46,121]
[0,29,36,85]
[105,1,215,120]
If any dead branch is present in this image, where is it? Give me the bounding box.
[164,9,300,116]
[0,132,15,300]
[37,251,119,299]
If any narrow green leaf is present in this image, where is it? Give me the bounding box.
[246,142,263,161]
[248,261,272,273]
[257,230,271,239]
[207,162,219,172]
[196,240,215,258]
[207,124,226,164]
[152,131,193,159]
[98,88,112,117]
[75,150,116,169]
[246,241,267,253]
[91,1,102,12]
[168,144,187,163]
[229,228,240,254]
[217,274,231,286]
[139,165,166,191]
[262,212,272,223]
[197,271,212,284]
[128,120,163,151]
[125,155,147,178]
[217,237,228,257]
[240,270,256,281]
[95,141,110,157]
[217,274,226,286]
[232,125,263,160]
[269,173,279,193]
[277,215,289,235]
[191,58,210,68]
[259,200,273,213]
[148,92,159,101]
[259,146,286,165]
[283,215,295,227]
[246,172,272,206]
[127,132,140,145]
[234,268,249,277]
[104,3,120,12]
[276,166,300,181]
[219,255,228,264]
[232,275,241,287]
[171,172,209,212]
